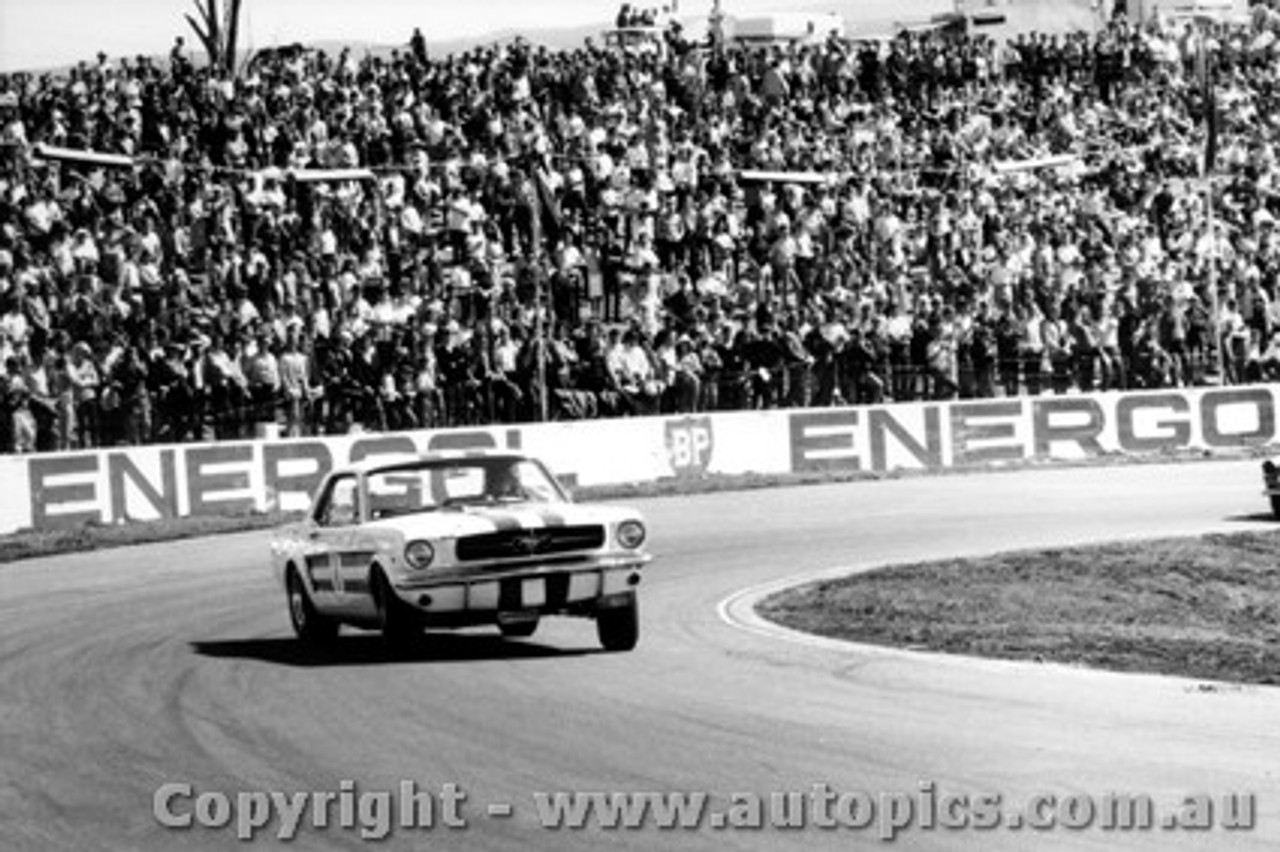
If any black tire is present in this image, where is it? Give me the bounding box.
[1271,496,1280,520]
[596,593,639,652]
[499,619,539,639]
[372,570,420,645]
[287,569,338,645]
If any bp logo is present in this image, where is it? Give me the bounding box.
[665,416,714,477]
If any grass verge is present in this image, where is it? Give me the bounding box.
[756,531,1280,687]
[0,512,296,563]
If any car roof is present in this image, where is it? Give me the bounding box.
[334,449,534,477]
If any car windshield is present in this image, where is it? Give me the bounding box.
[365,457,565,520]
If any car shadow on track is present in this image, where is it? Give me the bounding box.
[1223,512,1277,523]
[190,633,600,667]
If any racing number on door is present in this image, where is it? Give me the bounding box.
[309,475,360,597]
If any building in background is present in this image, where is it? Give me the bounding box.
[949,0,1110,36]
[1114,0,1250,23]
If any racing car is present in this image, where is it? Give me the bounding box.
[271,450,650,651]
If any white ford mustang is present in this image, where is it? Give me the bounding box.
[270,450,650,651]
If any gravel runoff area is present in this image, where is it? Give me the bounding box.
[757,532,1280,687]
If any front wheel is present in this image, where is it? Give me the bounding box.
[596,593,639,652]
[1270,495,1280,520]
[287,570,338,645]
[373,570,421,646]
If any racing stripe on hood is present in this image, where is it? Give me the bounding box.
[471,506,565,530]
[505,509,549,528]
[483,511,524,531]
[529,506,567,527]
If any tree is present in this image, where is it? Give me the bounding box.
[185,0,244,76]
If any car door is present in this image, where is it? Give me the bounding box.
[326,474,381,617]
[298,515,338,613]
[295,479,336,611]
[307,474,361,610]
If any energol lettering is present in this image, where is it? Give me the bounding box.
[27,428,524,530]
[788,387,1280,474]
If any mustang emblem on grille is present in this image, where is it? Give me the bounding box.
[511,531,550,554]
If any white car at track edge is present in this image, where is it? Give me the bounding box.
[270,450,650,651]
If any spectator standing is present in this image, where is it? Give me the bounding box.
[5,357,36,453]
[244,331,281,427]
[279,333,312,437]
[696,330,722,412]
[1157,295,1188,387]
[885,301,914,401]
[969,301,997,399]
[994,303,1022,397]
[1042,301,1073,395]
[490,324,525,423]
[672,335,702,413]
[151,341,192,442]
[112,344,151,446]
[1020,301,1045,396]
[1070,303,1100,393]
[926,311,958,401]
[612,329,658,415]
[804,319,839,407]
[25,350,58,452]
[67,341,100,447]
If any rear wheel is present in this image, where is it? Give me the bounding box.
[596,593,639,652]
[287,570,338,645]
[373,570,420,646]
[499,618,539,639]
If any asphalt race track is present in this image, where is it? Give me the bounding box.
[2,460,1277,851]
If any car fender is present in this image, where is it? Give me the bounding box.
[270,525,311,589]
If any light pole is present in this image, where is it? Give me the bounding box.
[536,261,549,422]
[1200,22,1223,382]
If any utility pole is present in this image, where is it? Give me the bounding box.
[1206,174,1220,380]
[523,160,551,422]
[1201,26,1223,382]
[537,263,549,422]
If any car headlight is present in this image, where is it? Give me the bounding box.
[616,520,646,550]
[404,540,435,570]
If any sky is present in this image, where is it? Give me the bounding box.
[0,0,954,73]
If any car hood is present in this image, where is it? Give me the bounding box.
[362,502,634,539]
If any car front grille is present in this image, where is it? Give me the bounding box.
[455,525,606,562]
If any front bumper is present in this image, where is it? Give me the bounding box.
[393,558,648,624]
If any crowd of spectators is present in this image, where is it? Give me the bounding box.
[4,3,1280,453]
